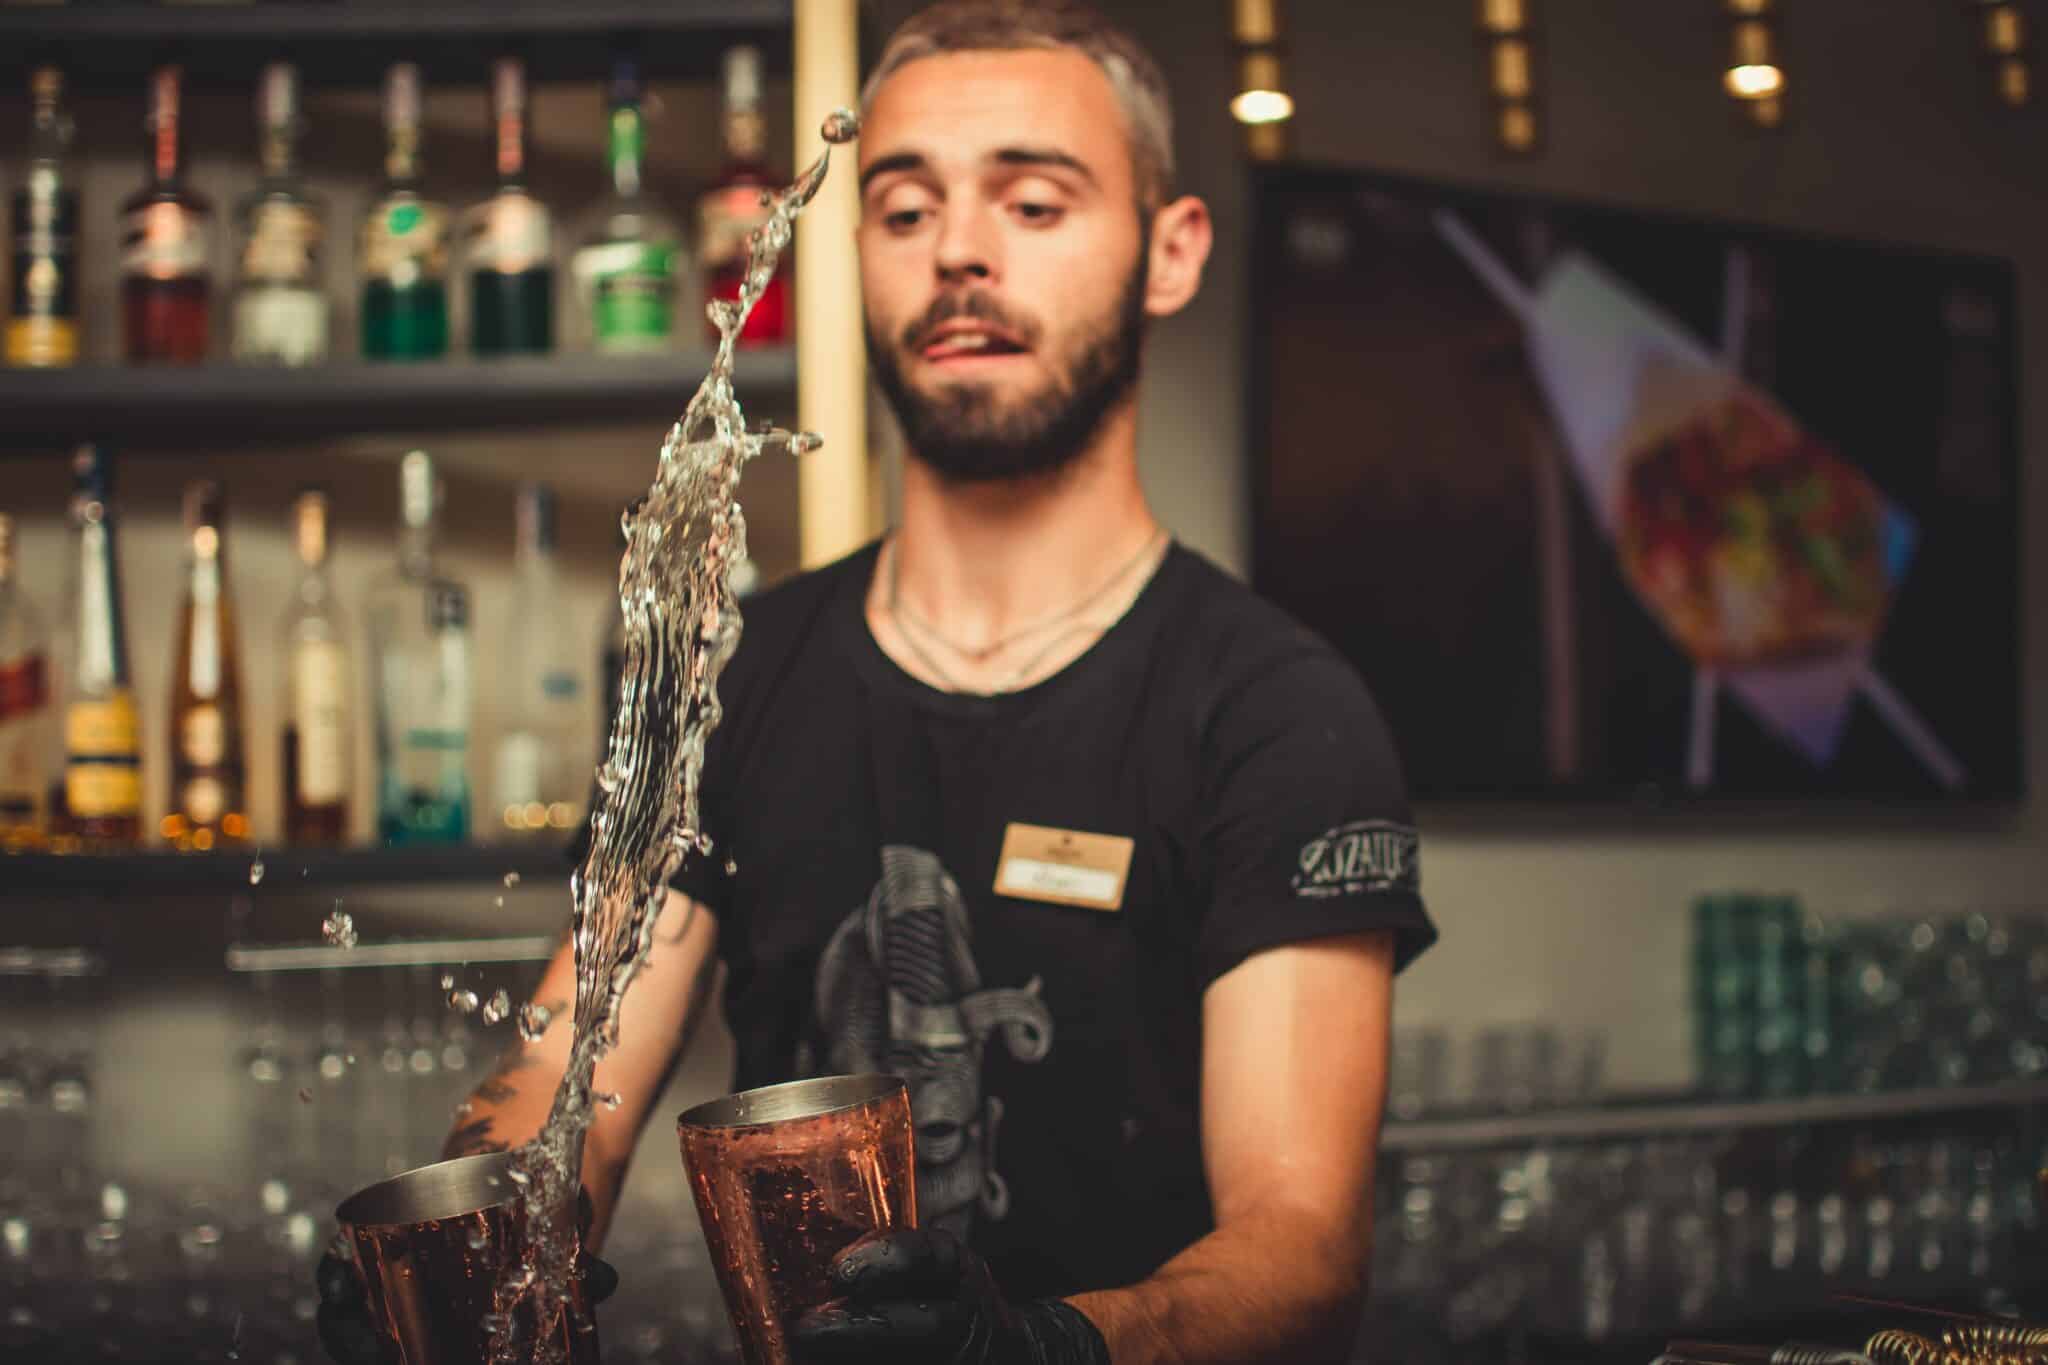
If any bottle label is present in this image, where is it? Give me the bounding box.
[471,195,552,275]
[699,184,771,272]
[292,639,348,804]
[122,201,210,280]
[0,653,48,721]
[588,242,677,342]
[65,690,141,818]
[11,170,77,321]
[363,199,450,288]
[180,703,225,766]
[241,200,322,283]
[232,287,329,364]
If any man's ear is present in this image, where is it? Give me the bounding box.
[1143,195,1214,319]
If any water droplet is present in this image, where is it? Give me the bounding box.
[506,1168,530,1187]
[297,1087,312,1104]
[822,108,860,143]
[517,1002,553,1042]
[440,972,455,991]
[597,1091,622,1111]
[789,431,824,456]
[724,858,738,876]
[248,857,265,886]
[482,990,512,1026]
[502,871,520,888]
[447,989,480,1015]
[454,1100,473,1119]
[321,909,357,950]
[494,895,505,909]
[467,1227,488,1250]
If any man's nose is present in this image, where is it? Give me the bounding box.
[934,204,998,285]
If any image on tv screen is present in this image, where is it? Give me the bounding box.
[1250,167,2022,802]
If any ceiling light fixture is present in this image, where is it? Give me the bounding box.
[1232,0,1292,161]
[1477,0,1542,155]
[1723,0,1786,128]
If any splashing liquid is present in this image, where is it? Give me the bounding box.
[484,109,860,1363]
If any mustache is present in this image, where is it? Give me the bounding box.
[898,291,1042,352]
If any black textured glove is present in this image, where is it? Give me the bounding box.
[314,1241,619,1364]
[790,1227,1111,1365]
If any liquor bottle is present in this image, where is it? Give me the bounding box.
[281,487,350,844]
[572,58,685,353]
[360,63,451,361]
[698,45,786,346]
[61,445,142,848]
[494,483,589,839]
[6,66,80,368]
[232,63,328,365]
[0,514,54,848]
[366,451,472,844]
[120,65,214,364]
[466,57,554,355]
[166,481,248,851]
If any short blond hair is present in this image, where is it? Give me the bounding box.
[860,0,1176,210]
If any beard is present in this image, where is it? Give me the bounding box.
[867,252,1149,485]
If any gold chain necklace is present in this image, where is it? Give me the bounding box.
[883,529,1168,694]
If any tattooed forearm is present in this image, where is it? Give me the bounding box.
[443,1117,509,1159]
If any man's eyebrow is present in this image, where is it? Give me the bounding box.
[859,151,928,192]
[992,147,1097,185]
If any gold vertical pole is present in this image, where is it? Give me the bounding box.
[795,0,870,567]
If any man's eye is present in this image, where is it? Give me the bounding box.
[883,208,928,231]
[1012,203,1063,224]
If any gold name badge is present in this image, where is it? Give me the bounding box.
[994,823,1135,913]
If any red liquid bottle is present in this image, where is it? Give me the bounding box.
[120,66,214,364]
[697,46,787,347]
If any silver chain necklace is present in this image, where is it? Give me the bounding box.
[883,528,1168,694]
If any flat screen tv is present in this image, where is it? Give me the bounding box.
[1249,166,2022,803]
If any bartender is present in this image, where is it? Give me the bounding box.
[323,2,1435,1361]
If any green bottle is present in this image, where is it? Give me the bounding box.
[360,63,450,361]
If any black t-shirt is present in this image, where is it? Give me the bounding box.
[671,541,1436,1299]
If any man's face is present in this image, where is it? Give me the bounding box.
[857,49,1151,483]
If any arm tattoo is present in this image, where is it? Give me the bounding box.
[443,1117,508,1159]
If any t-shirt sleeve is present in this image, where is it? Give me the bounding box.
[1195,646,1436,986]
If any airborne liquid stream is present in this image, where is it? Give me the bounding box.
[482,109,861,1363]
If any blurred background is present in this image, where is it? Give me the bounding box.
[2,1,2045,1361]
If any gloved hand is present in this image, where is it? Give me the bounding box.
[790,1227,1110,1365]
[315,1227,619,1364]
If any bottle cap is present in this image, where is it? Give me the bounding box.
[71,443,113,500]
[399,450,439,530]
[516,482,557,553]
[609,56,643,107]
[259,62,299,129]
[724,46,763,109]
[183,479,226,532]
[385,62,422,129]
[492,56,526,119]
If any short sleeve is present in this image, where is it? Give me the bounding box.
[1195,648,1436,986]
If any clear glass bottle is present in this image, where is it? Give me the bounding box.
[466,57,554,355]
[166,481,247,851]
[232,62,328,365]
[360,62,451,361]
[6,65,80,368]
[61,444,142,848]
[697,45,786,346]
[120,65,214,365]
[281,486,350,845]
[366,451,471,845]
[572,58,685,353]
[0,513,54,848]
[493,483,589,840]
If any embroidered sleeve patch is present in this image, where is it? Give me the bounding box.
[1291,819,1421,898]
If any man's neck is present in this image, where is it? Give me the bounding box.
[890,402,1158,644]
[867,400,1165,694]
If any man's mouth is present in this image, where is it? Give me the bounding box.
[919,324,1029,364]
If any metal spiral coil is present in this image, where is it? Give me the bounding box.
[1773,1344,1877,1365]
[1943,1321,2048,1356]
[1865,1329,1942,1365]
